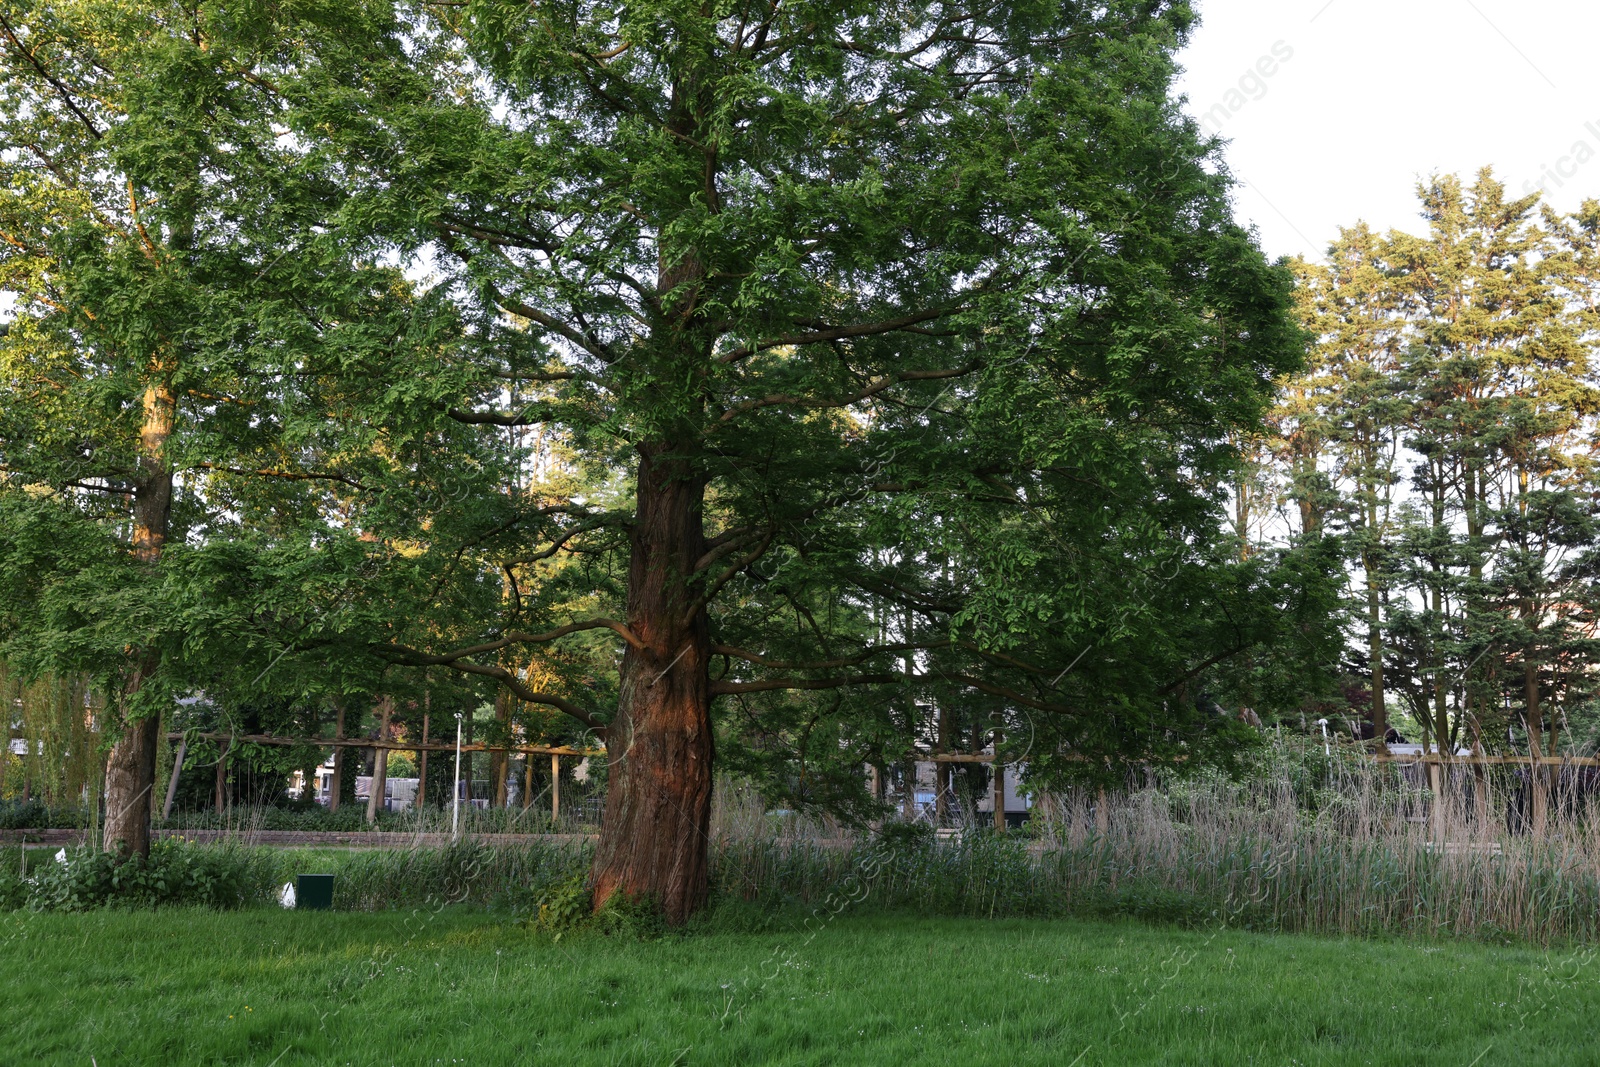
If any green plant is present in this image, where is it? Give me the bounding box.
[533,873,590,938]
[13,840,273,912]
[0,849,27,910]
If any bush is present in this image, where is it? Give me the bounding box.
[527,873,665,940]
[532,873,590,935]
[0,852,27,910]
[0,800,87,830]
[7,841,275,912]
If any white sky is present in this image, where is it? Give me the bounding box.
[1173,0,1600,263]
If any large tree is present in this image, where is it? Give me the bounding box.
[0,0,490,853]
[256,0,1310,922]
[3,0,1317,920]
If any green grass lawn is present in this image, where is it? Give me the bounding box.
[4,906,1597,1066]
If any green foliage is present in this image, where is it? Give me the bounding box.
[530,873,666,940]
[0,799,80,830]
[12,840,270,912]
[532,873,591,936]
[1282,171,1600,751]
[0,0,1331,880]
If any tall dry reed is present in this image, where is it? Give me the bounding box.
[709,740,1600,943]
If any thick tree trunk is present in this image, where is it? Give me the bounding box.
[367,696,391,824]
[589,446,712,924]
[104,379,174,858]
[103,668,160,857]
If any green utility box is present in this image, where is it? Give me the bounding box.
[296,874,335,910]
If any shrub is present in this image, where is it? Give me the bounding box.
[0,852,27,910]
[532,873,590,936]
[11,841,273,911]
[0,800,81,830]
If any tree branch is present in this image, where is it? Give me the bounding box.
[711,640,951,671]
[512,511,631,564]
[447,661,604,731]
[715,309,957,365]
[681,527,775,627]
[0,13,101,139]
[713,360,981,429]
[1157,644,1251,695]
[710,668,1076,717]
[191,463,368,491]
[435,228,618,363]
[711,673,903,695]
[378,618,646,664]
[446,403,561,427]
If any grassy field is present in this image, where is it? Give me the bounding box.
[5,907,1599,1066]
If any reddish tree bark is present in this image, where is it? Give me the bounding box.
[589,445,713,925]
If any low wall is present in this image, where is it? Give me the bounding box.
[0,828,599,848]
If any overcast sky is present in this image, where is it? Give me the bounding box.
[1172,0,1600,262]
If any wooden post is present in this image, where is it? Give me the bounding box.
[1428,757,1445,843]
[329,703,346,814]
[492,690,511,809]
[901,757,917,821]
[550,752,561,823]
[936,705,951,822]
[1473,763,1490,828]
[367,696,392,825]
[522,749,535,811]
[416,708,430,809]
[992,739,1005,833]
[416,687,428,806]
[1094,788,1110,834]
[161,735,186,821]
[214,739,227,816]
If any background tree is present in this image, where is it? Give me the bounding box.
[1276,174,1600,803]
[0,0,502,853]
[1292,224,1407,743]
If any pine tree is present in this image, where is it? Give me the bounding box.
[1293,225,1408,744]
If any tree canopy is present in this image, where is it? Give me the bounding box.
[0,0,1328,920]
[1276,172,1600,830]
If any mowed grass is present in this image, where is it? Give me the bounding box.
[4,908,1599,1067]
